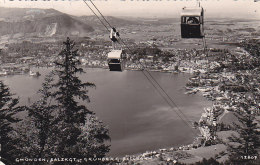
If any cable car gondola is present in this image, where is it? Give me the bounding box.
[82,0,199,135]
[181,7,204,38]
[107,49,125,71]
[107,28,125,71]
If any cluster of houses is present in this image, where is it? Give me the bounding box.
[185,46,259,144]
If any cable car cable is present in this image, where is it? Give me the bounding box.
[88,0,114,29]
[118,42,196,134]
[83,0,110,32]
[83,1,197,135]
[118,36,194,124]
[116,35,197,134]
[117,37,197,134]
[82,0,198,135]
[87,0,197,134]
[141,69,198,135]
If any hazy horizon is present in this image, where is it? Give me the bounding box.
[0,0,259,19]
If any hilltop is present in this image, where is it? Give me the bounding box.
[0,7,94,37]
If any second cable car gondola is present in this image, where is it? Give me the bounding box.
[181,7,204,38]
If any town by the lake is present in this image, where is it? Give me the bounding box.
[0,3,260,165]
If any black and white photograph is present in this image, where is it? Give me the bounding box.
[0,0,260,164]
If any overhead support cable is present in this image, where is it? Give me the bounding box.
[118,37,197,135]
[88,0,114,29]
[82,0,199,136]
[83,0,110,32]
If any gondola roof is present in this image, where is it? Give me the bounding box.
[181,7,203,16]
[107,49,122,59]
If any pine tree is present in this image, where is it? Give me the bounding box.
[50,37,110,162]
[18,37,110,164]
[0,81,21,165]
[227,101,260,165]
[26,73,58,159]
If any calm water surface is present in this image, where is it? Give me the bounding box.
[0,68,212,157]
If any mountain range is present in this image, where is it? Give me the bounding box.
[0,7,178,37]
[0,7,93,37]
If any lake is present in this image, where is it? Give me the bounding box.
[0,68,212,157]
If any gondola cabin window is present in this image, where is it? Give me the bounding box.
[181,7,204,38]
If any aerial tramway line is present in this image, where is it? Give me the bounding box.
[83,0,125,71]
[81,0,205,136]
[107,28,126,71]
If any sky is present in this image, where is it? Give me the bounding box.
[0,0,260,18]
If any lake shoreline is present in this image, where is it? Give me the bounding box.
[0,67,212,159]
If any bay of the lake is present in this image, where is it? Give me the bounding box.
[0,67,212,157]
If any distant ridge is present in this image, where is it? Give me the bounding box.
[0,7,94,36]
[76,15,178,28]
[0,7,178,37]
[77,15,142,27]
